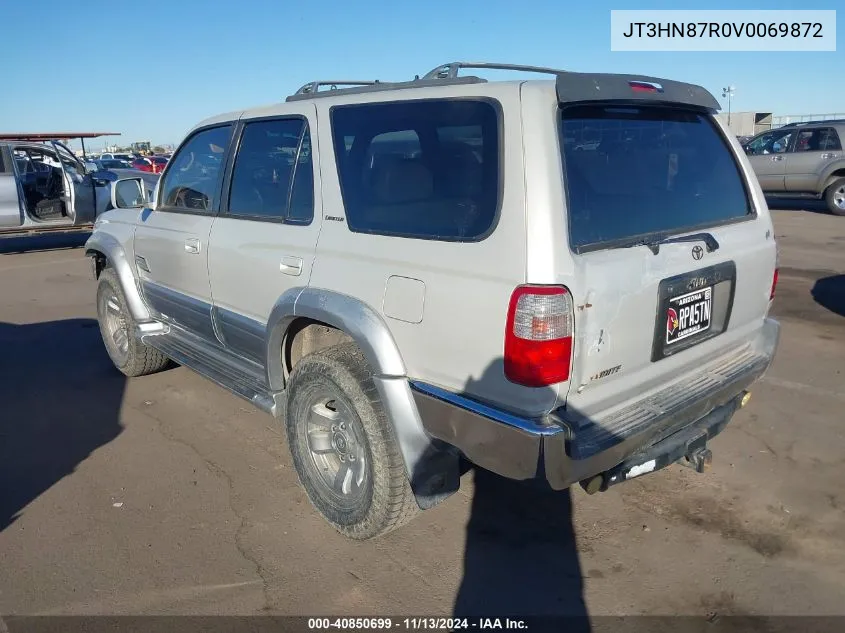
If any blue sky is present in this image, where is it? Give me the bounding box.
[2,0,842,150]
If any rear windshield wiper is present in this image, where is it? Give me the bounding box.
[635,232,720,255]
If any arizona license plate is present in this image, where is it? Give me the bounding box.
[666,287,712,345]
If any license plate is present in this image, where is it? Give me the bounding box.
[665,287,712,345]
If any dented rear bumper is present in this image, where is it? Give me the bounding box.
[411,318,780,490]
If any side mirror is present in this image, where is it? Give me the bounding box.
[112,177,148,209]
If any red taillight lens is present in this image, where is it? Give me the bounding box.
[770,268,779,300]
[504,285,574,387]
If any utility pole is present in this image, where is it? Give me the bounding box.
[722,85,736,129]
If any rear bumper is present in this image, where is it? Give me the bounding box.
[411,318,780,490]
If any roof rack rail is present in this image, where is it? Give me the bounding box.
[285,75,486,102]
[293,80,381,96]
[422,61,565,81]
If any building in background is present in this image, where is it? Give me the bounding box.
[715,112,773,137]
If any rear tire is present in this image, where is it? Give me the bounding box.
[96,267,170,377]
[285,343,418,539]
[824,177,845,216]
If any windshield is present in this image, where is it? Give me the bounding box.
[560,105,752,252]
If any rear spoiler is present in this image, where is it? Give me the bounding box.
[556,72,721,111]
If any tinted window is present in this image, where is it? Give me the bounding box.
[228,118,313,222]
[330,99,499,241]
[560,105,751,251]
[161,125,232,212]
[794,127,842,152]
[746,129,793,155]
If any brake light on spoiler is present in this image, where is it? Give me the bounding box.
[629,80,664,94]
[504,285,574,387]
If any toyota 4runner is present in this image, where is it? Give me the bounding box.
[742,121,845,216]
[86,62,781,539]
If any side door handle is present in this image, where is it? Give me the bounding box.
[771,155,784,162]
[184,238,201,254]
[280,256,303,276]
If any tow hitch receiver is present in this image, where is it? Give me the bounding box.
[579,394,742,494]
[681,446,713,473]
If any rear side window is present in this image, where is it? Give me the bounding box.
[560,105,752,252]
[330,99,499,241]
[160,125,232,212]
[794,127,842,152]
[227,118,313,223]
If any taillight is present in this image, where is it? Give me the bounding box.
[504,285,574,387]
[770,268,779,300]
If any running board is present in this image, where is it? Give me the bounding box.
[140,326,285,419]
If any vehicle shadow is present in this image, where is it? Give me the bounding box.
[764,198,829,215]
[0,318,125,531]
[0,231,91,255]
[448,360,591,631]
[811,274,845,318]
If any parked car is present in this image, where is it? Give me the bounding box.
[131,156,168,174]
[0,135,161,235]
[1,138,113,233]
[96,158,133,170]
[742,122,845,215]
[86,61,780,539]
[100,152,134,163]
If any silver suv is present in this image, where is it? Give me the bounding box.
[743,121,845,215]
[86,62,781,539]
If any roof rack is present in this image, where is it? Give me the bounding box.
[422,61,565,81]
[292,81,381,96]
[286,75,485,102]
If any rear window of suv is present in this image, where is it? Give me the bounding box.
[560,105,752,252]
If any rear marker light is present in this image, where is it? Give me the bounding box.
[504,285,574,387]
[770,268,779,300]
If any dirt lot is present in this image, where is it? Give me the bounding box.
[1,210,843,618]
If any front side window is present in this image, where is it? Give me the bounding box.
[746,129,793,155]
[160,125,232,212]
[227,118,313,222]
[330,99,499,241]
[561,105,752,251]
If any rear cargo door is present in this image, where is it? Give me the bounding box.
[558,103,776,418]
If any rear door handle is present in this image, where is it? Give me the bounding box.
[184,238,201,254]
[771,155,784,162]
[280,256,303,276]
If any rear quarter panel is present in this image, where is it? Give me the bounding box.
[0,173,23,228]
[309,82,556,415]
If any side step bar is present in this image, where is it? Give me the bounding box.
[140,326,285,419]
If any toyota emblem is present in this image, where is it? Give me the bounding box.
[691,245,704,261]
